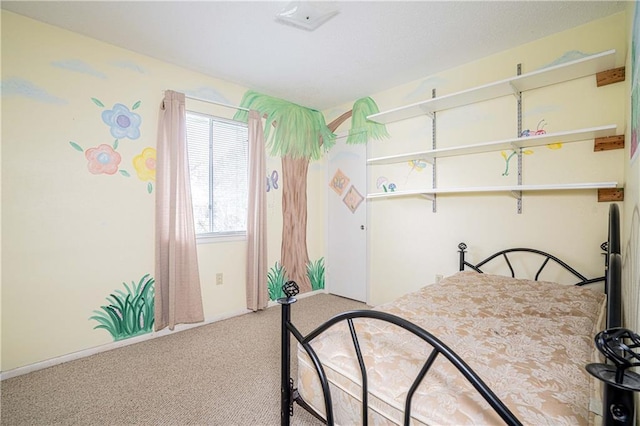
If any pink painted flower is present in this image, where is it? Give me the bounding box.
[85,144,121,175]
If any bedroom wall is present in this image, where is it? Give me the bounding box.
[338,12,629,306]
[1,7,634,377]
[0,11,326,372]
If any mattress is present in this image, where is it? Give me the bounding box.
[297,271,606,425]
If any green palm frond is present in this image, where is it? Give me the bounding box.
[347,97,390,144]
[233,90,336,160]
[233,91,389,158]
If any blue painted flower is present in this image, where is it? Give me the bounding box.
[102,103,141,140]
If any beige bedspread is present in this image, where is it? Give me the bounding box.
[297,271,606,425]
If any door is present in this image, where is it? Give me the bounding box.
[327,136,367,302]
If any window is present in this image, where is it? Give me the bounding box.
[186,112,248,239]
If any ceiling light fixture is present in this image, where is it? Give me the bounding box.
[275,1,339,31]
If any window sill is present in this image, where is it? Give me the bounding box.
[196,233,247,245]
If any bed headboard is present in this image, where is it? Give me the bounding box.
[600,204,635,426]
[457,242,606,286]
[606,203,621,328]
[458,206,620,289]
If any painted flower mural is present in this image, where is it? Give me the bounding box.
[101,103,142,140]
[133,147,156,193]
[133,147,156,181]
[501,149,533,176]
[85,144,122,175]
[69,98,149,190]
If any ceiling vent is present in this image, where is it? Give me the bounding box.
[275,1,338,31]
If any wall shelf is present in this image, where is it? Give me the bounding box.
[367,49,617,124]
[367,124,618,165]
[367,182,619,200]
[365,47,624,210]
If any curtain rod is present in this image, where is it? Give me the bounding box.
[184,94,249,112]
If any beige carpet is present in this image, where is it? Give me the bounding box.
[1,294,368,425]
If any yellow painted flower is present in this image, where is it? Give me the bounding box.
[547,142,563,150]
[523,149,534,155]
[133,147,156,181]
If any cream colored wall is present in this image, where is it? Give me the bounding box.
[360,12,628,305]
[1,7,632,374]
[0,11,325,372]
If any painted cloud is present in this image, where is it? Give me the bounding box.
[51,59,107,79]
[1,77,67,104]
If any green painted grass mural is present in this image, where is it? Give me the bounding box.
[307,258,325,291]
[90,274,155,341]
[267,262,287,301]
[267,258,325,301]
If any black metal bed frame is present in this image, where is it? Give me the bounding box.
[279,204,630,425]
[457,242,607,286]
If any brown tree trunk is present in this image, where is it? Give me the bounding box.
[327,110,352,133]
[281,155,311,293]
[279,110,353,294]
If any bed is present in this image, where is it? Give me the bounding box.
[279,204,635,425]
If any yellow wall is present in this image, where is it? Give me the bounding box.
[1,7,636,375]
[0,11,325,372]
[355,12,629,305]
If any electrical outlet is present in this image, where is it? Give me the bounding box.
[216,273,223,285]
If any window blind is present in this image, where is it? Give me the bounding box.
[186,112,248,236]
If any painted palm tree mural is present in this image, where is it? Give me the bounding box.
[234,92,388,293]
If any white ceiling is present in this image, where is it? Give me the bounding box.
[1,1,627,110]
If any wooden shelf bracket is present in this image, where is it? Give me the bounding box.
[596,67,625,87]
[594,135,625,151]
[598,188,624,202]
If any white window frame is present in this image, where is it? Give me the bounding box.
[186,111,248,244]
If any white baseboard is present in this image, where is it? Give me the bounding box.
[1,290,328,381]
[0,308,252,381]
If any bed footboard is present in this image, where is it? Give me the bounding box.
[279,289,293,425]
[278,282,522,426]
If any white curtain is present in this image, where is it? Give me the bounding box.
[155,90,204,330]
[246,110,269,311]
